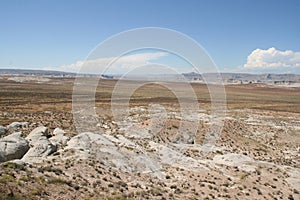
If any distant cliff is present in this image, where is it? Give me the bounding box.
[183,72,300,85]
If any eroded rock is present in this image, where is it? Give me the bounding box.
[49,128,69,148]
[53,127,65,135]
[7,122,29,131]
[213,153,257,172]
[22,126,56,164]
[21,138,57,164]
[0,132,30,162]
[26,126,50,144]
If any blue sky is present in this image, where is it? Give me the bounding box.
[1,0,300,74]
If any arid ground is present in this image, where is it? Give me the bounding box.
[0,77,299,200]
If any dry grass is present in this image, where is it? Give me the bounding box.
[1,78,299,113]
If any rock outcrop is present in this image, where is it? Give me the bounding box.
[0,132,30,162]
[213,153,257,172]
[49,128,69,148]
[25,126,50,144]
[63,132,106,159]
[53,127,65,135]
[7,122,29,131]
[22,126,56,164]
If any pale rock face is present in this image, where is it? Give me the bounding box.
[286,168,300,192]
[63,132,164,177]
[53,127,65,135]
[212,153,257,172]
[26,126,50,144]
[22,126,56,164]
[7,122,29,131]
[21,138,57,164]
[49,128,69,148]
[0,132,30,162]
[64,132,112,151]
[63,132,105,160]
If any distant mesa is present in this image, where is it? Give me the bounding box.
[0,68,112,79]
[182,72,300,86]
[0,69,300,87]
[0,68,76,77]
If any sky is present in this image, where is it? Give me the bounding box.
[0,0,300,74]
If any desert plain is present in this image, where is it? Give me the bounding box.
[0,76,299,200]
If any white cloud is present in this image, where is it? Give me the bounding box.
[48,52,168,74]
[243,47,300,73]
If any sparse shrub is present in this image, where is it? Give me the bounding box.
[170,185,177,189]
[108,183,114,188]
[37,166,63,175]
[0,174,15,184]
[2,162,25,171]
[48,177,70,185]
[0,193,24,200]
[257,189,262,195]
[150,188,163,196]
[116,181,127,188]
[174,188,182,194]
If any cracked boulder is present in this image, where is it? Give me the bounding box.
[0,132,30,162]
[22,126,56,164]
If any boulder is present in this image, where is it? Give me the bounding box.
[22,126,56,164]
[0,132,30,162]
[53,128,65,135]
[26,126,50,144]
[0,125,7,136]
[49,134,69,147]
[21,138,57,164]
[7,122,29,131]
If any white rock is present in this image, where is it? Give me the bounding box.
[64,132,164,178]
[65,132,113,151]
[148,141,208,172]
[26,126,49,144]
[125,125,153,139]
[22,126,56,164]
[213,153,257,172]
[49,134,69,148]
[63,132,111,160]
[0,132,30,162]
[21,138,56,164]
[286,167,300,191]
[53,128,65,135]
[7,122,28,131]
